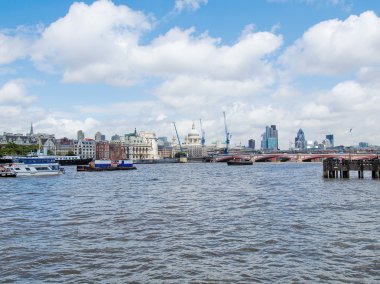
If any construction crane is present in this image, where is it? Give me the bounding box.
[199,119,205,146]
[173,121,183,153]
[223,112,230,154]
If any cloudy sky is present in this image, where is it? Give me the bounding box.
[0,0,379,148]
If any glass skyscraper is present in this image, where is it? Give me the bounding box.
[261,125,278,150]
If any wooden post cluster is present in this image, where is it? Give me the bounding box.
[323,158,380,179]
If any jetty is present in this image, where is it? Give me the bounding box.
[323,158,380,179]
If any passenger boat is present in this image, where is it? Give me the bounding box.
[77,160,137,171]
[227,157,253,166]
[6,157,65,176]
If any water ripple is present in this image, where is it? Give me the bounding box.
[0,163,379,282]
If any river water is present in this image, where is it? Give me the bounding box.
[1,163,379,283]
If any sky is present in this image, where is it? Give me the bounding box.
[0,0,379,149]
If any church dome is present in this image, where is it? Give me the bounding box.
[188,122,199,137]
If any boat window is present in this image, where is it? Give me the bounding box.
[15,168,21,170]
[26,168,31,171]
[35,167,50,171]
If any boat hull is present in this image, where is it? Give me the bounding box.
[77,165,137,171]
[227,161,253,166]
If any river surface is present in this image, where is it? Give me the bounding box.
[1,163,379,283]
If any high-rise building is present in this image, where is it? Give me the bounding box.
[248,139,255,149]
[95,131,102,142]
[295,129,306,150]
[326,134,334,148]
[77,130,84,140]
[261,125,278,151]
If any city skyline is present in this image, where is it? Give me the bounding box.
[0,0,380,148]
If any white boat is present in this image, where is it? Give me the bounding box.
[6,157,64,176]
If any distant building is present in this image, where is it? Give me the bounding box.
[96,141,110,159]
[74,138,96,158]
[261,125,278,151]
[158,145,174,158]
[0,132,37,145]
[295,129,306,150]
[181,122,207,158]
[157,136,170,147]
[56,137,75,155]
[248,139,255,149]
[109,143,127,161]
[94,131,102,142]
[77,130,85,140]
[111,134,120,141]
[326,134,334,148]
[359,142,369,148]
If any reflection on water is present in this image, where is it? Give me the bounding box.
[1,163,379,282]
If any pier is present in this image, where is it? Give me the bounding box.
[323,158,380,179]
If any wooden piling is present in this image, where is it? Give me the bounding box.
[323,158,380,179]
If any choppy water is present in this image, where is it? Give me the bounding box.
[1,163,379,283]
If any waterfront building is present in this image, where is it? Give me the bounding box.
[96,141,110,159]
[74,138,96,158]
[110,129,159,161]
[139,131,159,160]
[295,129,306,150]
[261,125,278,151]
[181,122,207,158]
[0,132,37,145]
[248,139,255,149]
[56,137,75,156]
[326,134,334,148]
[158,145,174,158]
[109,143,127,161]
[40,137,56,155]
[77,130,85,140]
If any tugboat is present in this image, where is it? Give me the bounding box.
[227,157,253,166]
[77,160,137,171]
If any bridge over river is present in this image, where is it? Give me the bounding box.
[214,153,379,163]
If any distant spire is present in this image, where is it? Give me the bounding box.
[30,123,34,135]
[134,128,137,136]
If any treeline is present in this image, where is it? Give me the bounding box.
[0,143,39,156]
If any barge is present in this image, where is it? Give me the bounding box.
[77,160,137,171]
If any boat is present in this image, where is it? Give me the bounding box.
[53,156,93,166]
[0,165,17,177]
[5,157,65,176]
[1,155,92,166]
[227,157,253,166]
[77,160,137,171]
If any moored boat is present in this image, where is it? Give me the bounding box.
[77,160,137,171]
[227,157,253,166]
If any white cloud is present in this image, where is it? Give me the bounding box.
[32,0,152,84]
[27,0,282,86]
[175,0,208,12]
[0,80,35,104]
[0,32,28,64]
[281,11,380,76]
